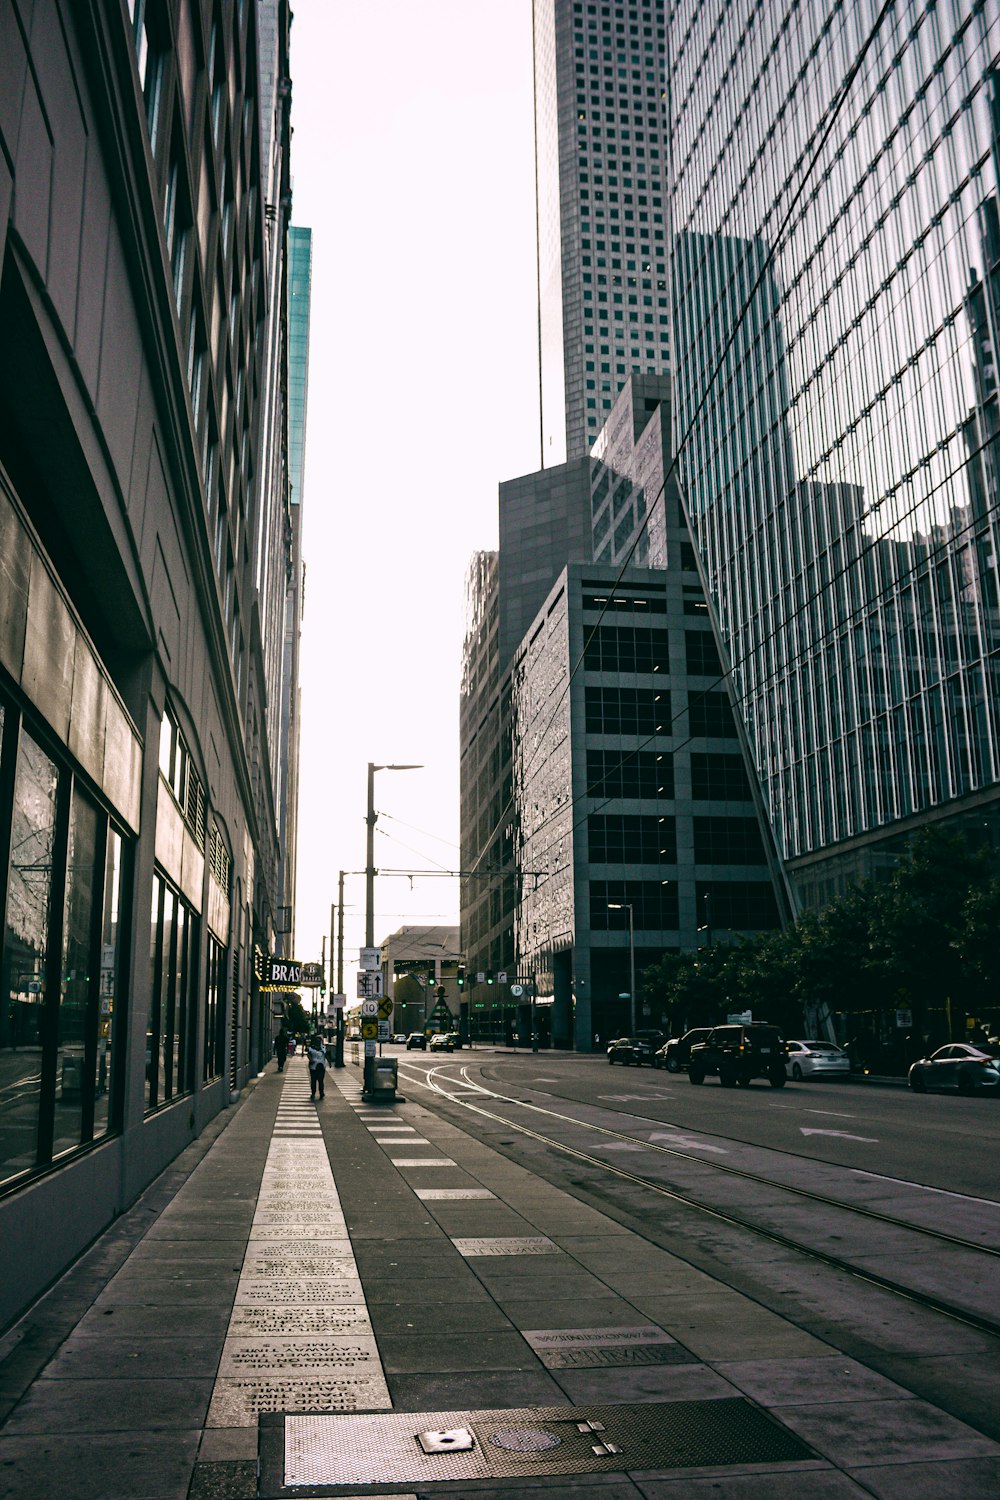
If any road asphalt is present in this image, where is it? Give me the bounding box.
[0,1052,996,1500]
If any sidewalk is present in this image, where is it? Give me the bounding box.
[0,1054,997,1499]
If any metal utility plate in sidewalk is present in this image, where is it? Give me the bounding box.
[259,1397,816,1494]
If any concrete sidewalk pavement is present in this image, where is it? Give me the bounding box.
[0,1054,997,1499]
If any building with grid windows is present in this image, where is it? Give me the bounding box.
[0,0,300,1325]
[533,0,670,463]
[461,381,783,1049]
[667,1,1000,902]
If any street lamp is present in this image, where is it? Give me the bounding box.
[365,762,422,946]
[608,901,635,1035]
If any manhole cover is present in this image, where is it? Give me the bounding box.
[490,1428,561,1453]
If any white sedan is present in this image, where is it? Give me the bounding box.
[785,1040,850,1081]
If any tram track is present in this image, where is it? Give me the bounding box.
[399,1061,1000,1343]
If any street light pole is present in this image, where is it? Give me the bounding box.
[365,762,422,948]
[333,874,346,1066]
[608,901,636,1035]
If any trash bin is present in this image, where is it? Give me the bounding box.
[362,1055,399,1100]
[369,1056,398,1097]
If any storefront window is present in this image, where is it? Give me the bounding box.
[147,872,197,1111]
[53,792,99,1157]
[0,699,128,1191]
[1,730,59,1183]
[93,830,122,1138]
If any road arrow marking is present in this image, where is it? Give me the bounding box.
[800,1128,877,1142]
[648,1132,727,1154]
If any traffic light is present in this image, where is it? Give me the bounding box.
[457,966,466,988]
[486,970,494,985]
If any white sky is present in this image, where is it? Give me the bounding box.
[288,1,541,995]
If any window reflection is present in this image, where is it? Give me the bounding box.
[54,792,99,1157]
[93,830,122,1138]
[146,872,197,1111]
[1,730,58,1182]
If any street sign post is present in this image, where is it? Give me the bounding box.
[377,996,393,1021]
[357,969,384,999]
[360,947,380,971]
[361,999,379,1018]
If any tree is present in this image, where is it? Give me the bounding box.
[879,827,994,1034]
[956,876,1000,1011]
[282,995,310,1035]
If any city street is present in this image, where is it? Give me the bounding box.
[389,1047,1000,1443]
[3,1053,999,1500]
[393,1049,998,1199]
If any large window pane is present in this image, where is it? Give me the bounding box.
[0,731,59,1185]
[93,829,122,1138]
[159,886,175,1102]
[53,793,99,1157]
[147,876,162,1109]
[146,872,198,1111]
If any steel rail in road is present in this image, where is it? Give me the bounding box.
[397,1061,1000,1343]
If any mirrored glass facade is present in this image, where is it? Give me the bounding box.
[668,1,1000,890]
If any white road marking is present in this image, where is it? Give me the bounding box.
[647,1131,727,1154]
[852,1170,1000,1208]
[800,1128,877,1142]
[598,1093,673,1102]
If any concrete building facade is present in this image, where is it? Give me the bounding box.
[0,0,297,1326]
[533,0,670,463]
[461,380,782,1049]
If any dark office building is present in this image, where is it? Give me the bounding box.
[461,379,782,1048]
[0,0,298,1325]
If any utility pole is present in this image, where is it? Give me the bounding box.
[334,873,345,1067]
[365,762,422,948]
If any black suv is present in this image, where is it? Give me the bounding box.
[688,1024,787,1088]
[653,1027,712,1072]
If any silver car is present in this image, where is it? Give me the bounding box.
[908,1044,1000,1096]
[785,1040,850,1081]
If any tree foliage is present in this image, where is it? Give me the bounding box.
[638,828,998,1038]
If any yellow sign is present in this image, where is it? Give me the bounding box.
[361,1020,378,1040]
[378,997,394,1020]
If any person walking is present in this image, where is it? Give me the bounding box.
[307,1035,327,1100]
[273,1028,289,1072]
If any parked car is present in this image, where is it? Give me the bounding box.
[785,1040,851,1081]
[689,1024,787,1088]
[405,1032,428,1050]
[607,1035,658,1065]
[908,1044,1000,1095]
[654,1028,712,1072]
[429,1032,455,1052]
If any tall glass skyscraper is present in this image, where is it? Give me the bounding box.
[668,1,1000,899]
[534,0,671,461]
[277,226,313,952]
